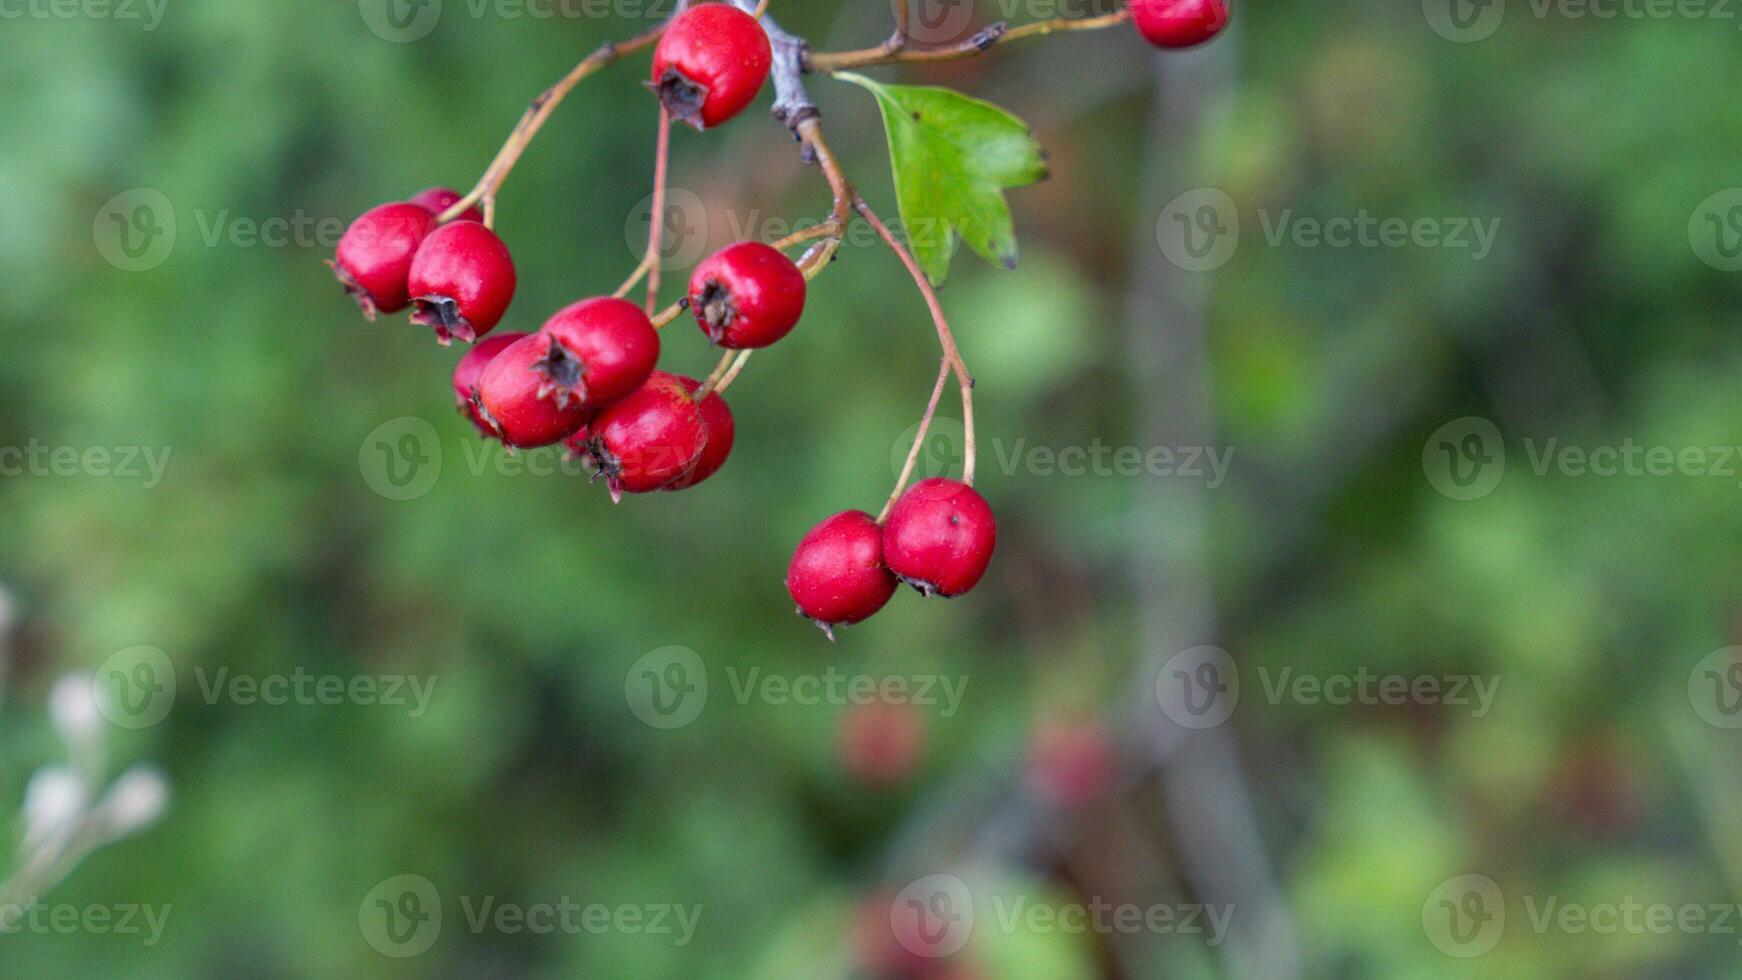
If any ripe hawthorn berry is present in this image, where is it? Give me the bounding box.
[1129,0,1230,49]
[786,511,899,639]
[531,297,660,412]
[650,3,772,130]
[665,376,735,490]
[475,333,591,448]
[581,371,710,500]
[409,186,484,223]
[452,331,529,436]
[1026,720,1117,808]
[407,220,517,345]
[331,202,436,318]
[840,699,926,787]
[689,241,807,349]
[881,479,996,598]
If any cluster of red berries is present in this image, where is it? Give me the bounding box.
[786,482,996,639]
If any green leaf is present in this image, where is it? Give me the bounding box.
[839,72,1048,286]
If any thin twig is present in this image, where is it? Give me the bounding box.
[806,10,1130,73]
[879,360,952,523]
[644,107,673,315]
[854,198,977,486]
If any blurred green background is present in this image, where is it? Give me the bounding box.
[4,0,1742,976]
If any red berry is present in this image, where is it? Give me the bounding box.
[531,297,661,412]
[581,371,710,500]
[1129,0,1229,49]
[665,377,735,491]
[651,4,772,130]
[840,699,926,787]
[689,241,807,349]
[330,202,436,318]
[475,334,591,448]
[786,511,898,639]
[882,479,996,598]
[407,221,517,345]
[1026,720,1117,808]
[452,331,529,437]
[409,186,484,224]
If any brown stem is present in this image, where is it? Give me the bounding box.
[854,197,977,486]
[879,360,952,523]
[437,21,670,225]
[644,107,672,315]
[806,10,1131,73]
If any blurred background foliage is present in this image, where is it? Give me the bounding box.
[2,0,1742,976]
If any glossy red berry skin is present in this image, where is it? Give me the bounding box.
[475,334,591,448]
[786,511,899,639]
[582,371,709,500]
[651,4,772,130]
[882,479,997,598]
[531,297,661,412]
[452,331,529,436]
[665,376,735,491]
[689,242,807,349]
[409,186,484,224]
[407,221,517,345]
[1129,0,1229,49]
[331,202,436,318]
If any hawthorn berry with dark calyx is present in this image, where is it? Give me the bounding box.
[475,333,592,448]
[330,202,436,318]
[650,3,772,130]
[452,331,529,437]
[407,221,517,345]
[1128,0,1230,49]
[665,376,735,490]
[881,478,997,598]
[532,297,660,411]
[409,186,484,224]
[786,511,899,640]
[689,241,807,349]
[581,371,710,500]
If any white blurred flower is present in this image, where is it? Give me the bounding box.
[93,767,169,841]
[21,765,87,852]
[48,674,102,747]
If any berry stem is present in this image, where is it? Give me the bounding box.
[644,107,673,316]
[436,17,676,226]
[694,348,751,400]
[854,196,977,487]
[878,359,952,524]
[806,9,1132,73]
[650,297,689,330]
